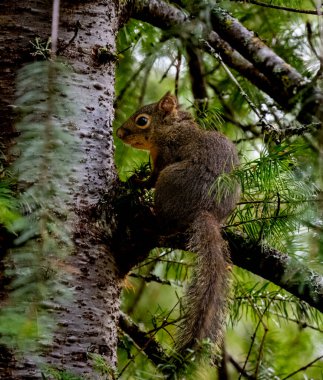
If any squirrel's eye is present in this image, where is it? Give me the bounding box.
[137,117,148,126]
[135,114,151,129]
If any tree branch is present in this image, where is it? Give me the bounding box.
[161,231,323,313]
[119,312,170,368]
[210,8,306,103]
[209,7,323,122]
[113,190,323,314]
[226,231,323,313]
[129,0,188,29]
[228,0,323,16]
[185,45,208,113]
[205,31,275,106]
[130,0,323,122]
[130,0,276,107]
[228,354,256,379]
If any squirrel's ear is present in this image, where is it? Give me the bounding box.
[157,92,178,114]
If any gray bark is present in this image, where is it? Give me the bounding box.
[0,1,121,378]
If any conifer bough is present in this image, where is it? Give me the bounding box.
[130,0,322,122]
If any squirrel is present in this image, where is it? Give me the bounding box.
[116,92,239,357]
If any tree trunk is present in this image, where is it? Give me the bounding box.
[0,1,121,378]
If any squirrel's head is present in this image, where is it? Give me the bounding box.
[116,92,178,150]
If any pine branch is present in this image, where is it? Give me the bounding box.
[209,7,323,122]
[113,191,323,314]
[128,0,188,31]
[129,0,323,123]
[206,31,274,106]
[210,8,305,98]
[129,0,275,107]
[226,231,323,314]
[218,227,322,311]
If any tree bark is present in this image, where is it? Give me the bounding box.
[0,1,121,378]
[0,3,38,143]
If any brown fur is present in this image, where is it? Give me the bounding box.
[117,93,239,353]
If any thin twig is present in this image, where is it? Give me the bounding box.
[138,62,153,107]
[267,311,323,333]
[129,272,183,287]
[281,355,323,379]
[202,40,261,118]
[228,0,323,15]
[254,326,268,377]
[238,290,270,379]
[202,39,278,137]
[57,21,81,55]
[225,213,293,228]
[237,198,322,205]
[228,354,256,379]
[114,53,156,107]
[159,56,177,83]
[174,50,182,99]
[118,312,170,376]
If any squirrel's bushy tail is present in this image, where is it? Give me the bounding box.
[176,211,231,354]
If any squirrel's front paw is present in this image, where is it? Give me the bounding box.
[126,174,153,190]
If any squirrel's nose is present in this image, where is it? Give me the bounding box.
[116,127,129,139]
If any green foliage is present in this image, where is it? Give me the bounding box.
[228,270,323,379]
[0,181,19,232]
[195,105,224,130]
[89,353,118,379]
[221,0,320,73]
[0,147,19,232]
[226,141,317,251]
[231,269,322,329]
[0,61,77,355]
